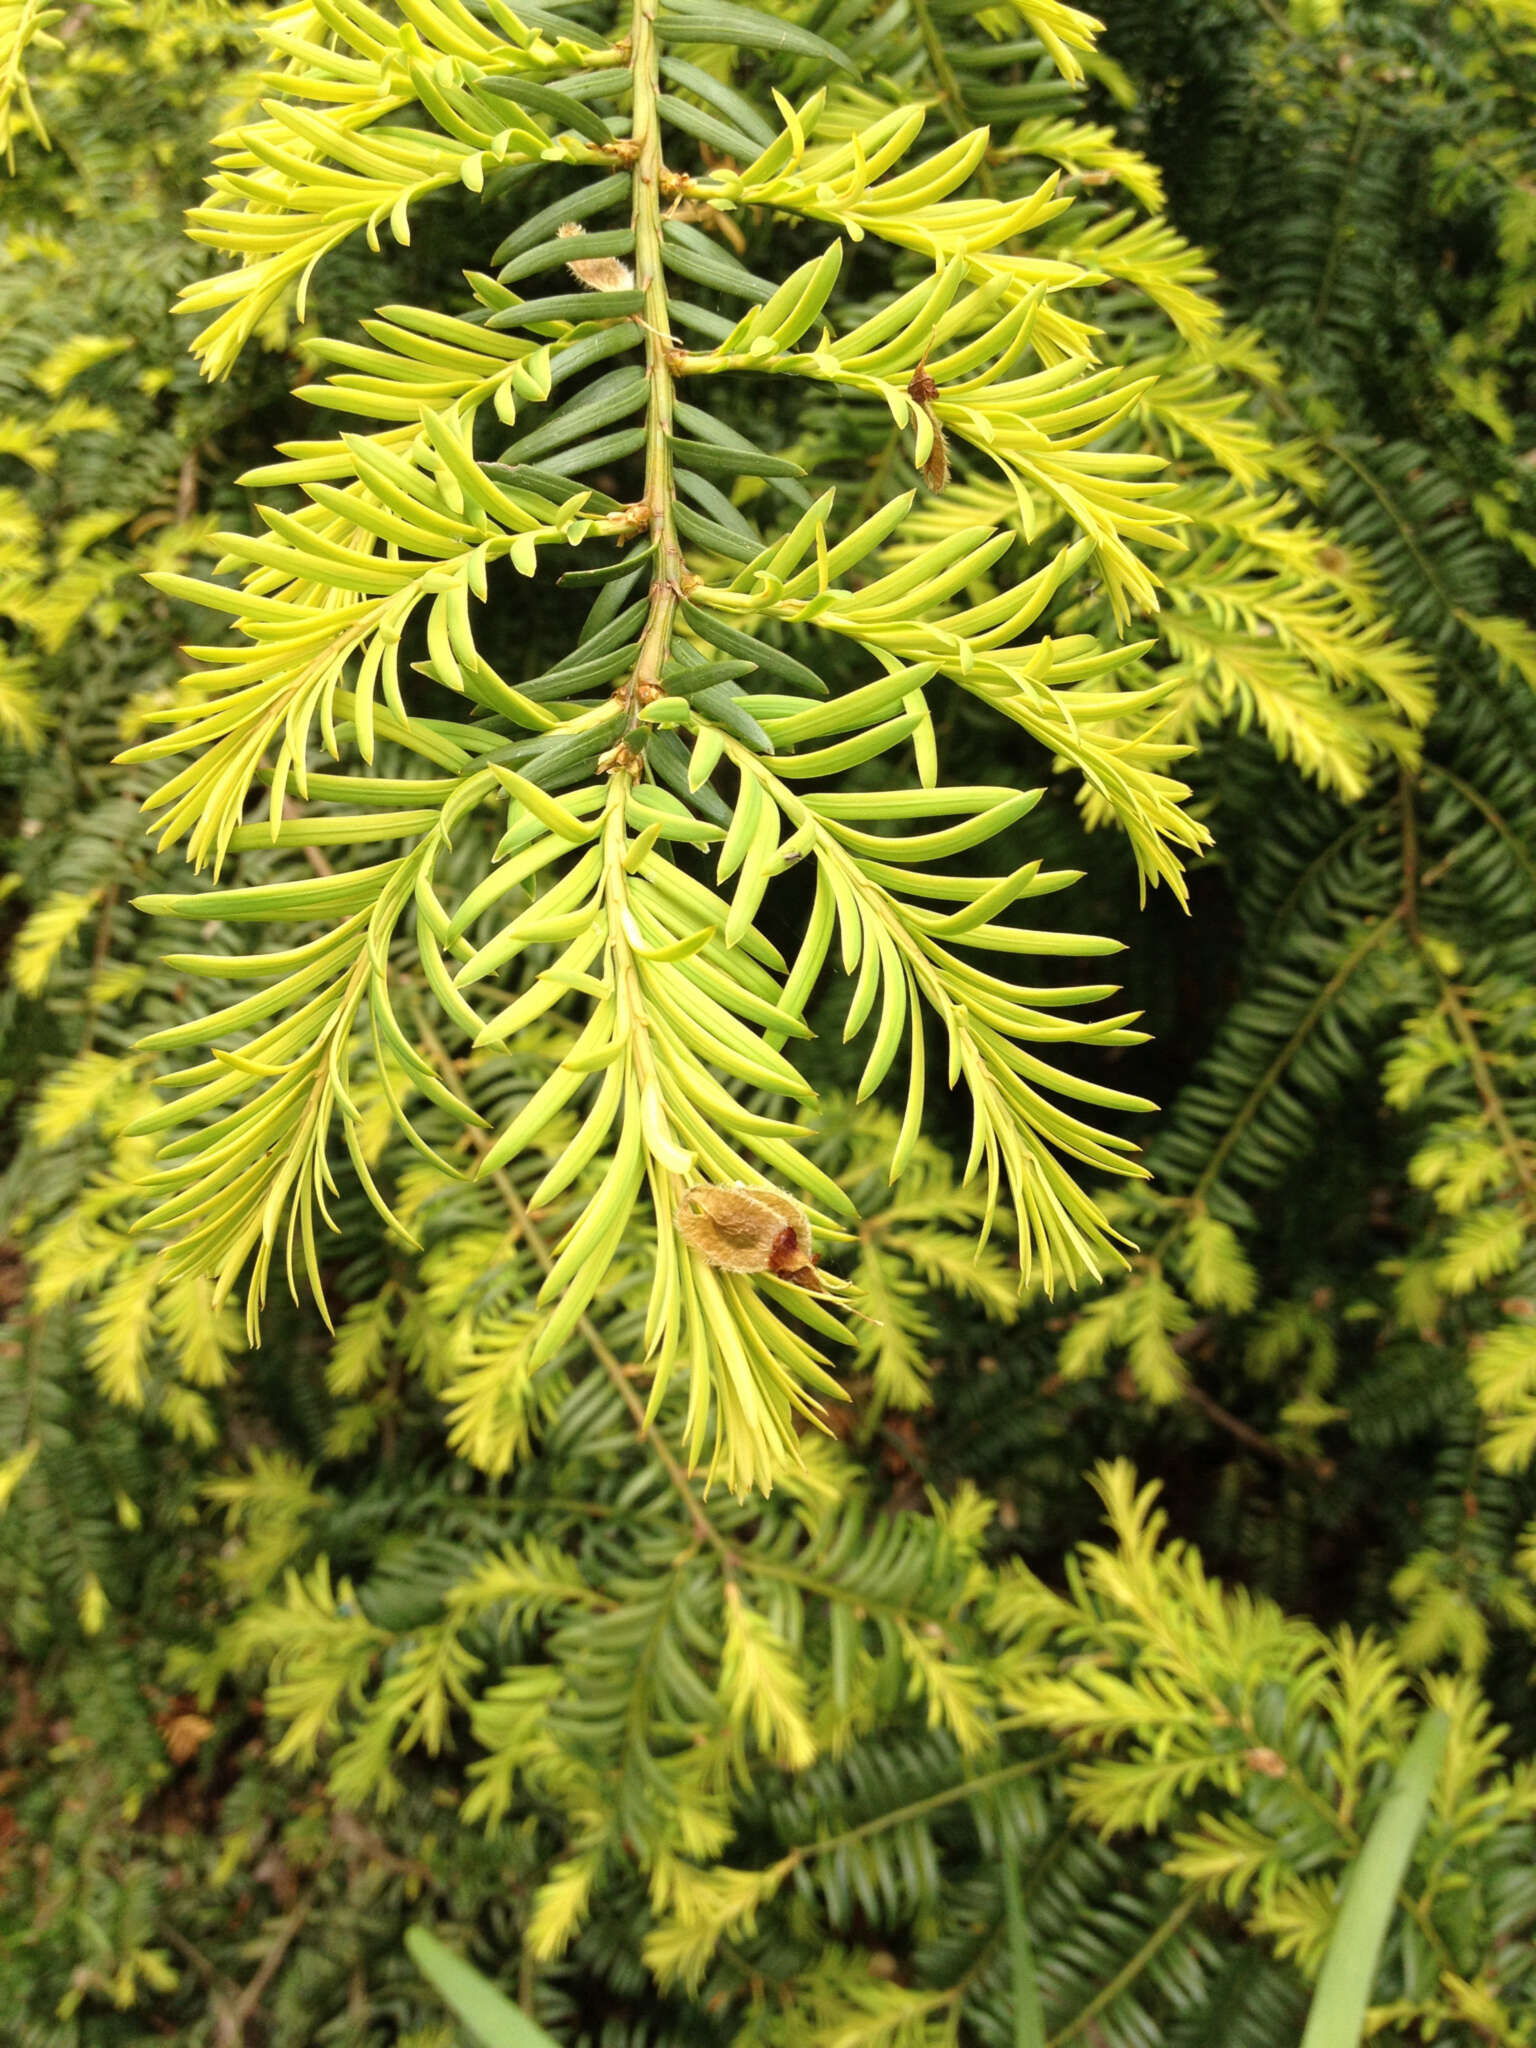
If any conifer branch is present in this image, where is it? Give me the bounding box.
[781,1754,1057,1868]
[1156,909,1407,1237]
[1415,950,1536,1213]
[1424,762,1536,898]
[1045,1894,1200,2048]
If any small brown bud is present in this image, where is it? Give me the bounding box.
[676,1183,812,1274]
[558,221,635,294]
[920,427,951,493]
[162,1712,214,1764]
[1244,1747,1288,1778]
[906,364,949,491]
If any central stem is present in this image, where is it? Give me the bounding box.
[619,0,682,743]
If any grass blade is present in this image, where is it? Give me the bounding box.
[1299,1707,1450,2048]
[405,1928,562,2048]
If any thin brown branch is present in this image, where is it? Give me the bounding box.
[78,883,118,1054]
[1182,1372,1320,1474]
[157,1920,240,2002]
[1418,947,1536,1213]
[1398,768,1420,934]
[415,1014,725,1554]
[213,1885,316,2047]
[176,450,200,525]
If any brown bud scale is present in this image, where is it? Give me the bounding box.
[676,1183,813,1275]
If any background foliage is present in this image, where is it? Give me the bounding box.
[2,0,1535,2043]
